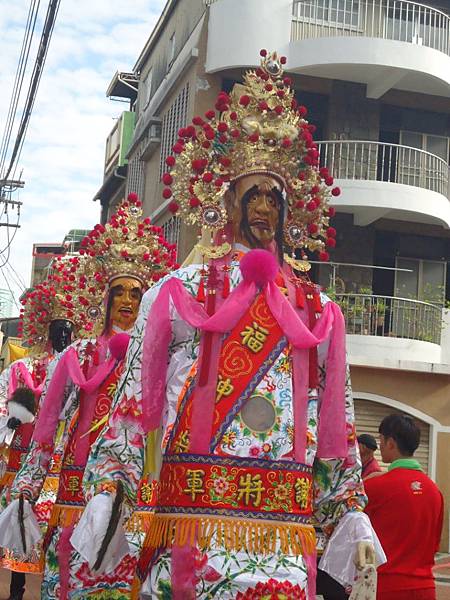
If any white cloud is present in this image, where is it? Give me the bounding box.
[0,0,166,306]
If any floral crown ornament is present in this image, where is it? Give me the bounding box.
[162,50,339,261]
[75,193,178,336]
[18,263,77,351]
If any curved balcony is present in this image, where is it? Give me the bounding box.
[290,0,450,97]
[317,140,450,227]
[337,293,443,363]
[205,0,450,98]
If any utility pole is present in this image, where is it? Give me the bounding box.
[0,179,24,228]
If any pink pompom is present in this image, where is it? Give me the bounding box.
[240,249,278,287]
[109,332,130,361]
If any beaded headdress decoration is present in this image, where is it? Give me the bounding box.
[161,50,338,261]
[75,193,177,335]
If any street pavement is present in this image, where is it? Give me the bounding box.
[0,561,449,599]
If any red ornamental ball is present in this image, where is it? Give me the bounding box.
[239,95,250,107]
[258,101,269,112]
[324,176,334,186]
[162,188,173,199]
[143,252,150,261]
[217,121,228,133]
[306,200,317,212]
[204,129,215,141]
[283,76,292,86]
[326,237,336,248]
[265,84,273,92]
[332,187,341,197]
[319,251,330,262]
[281,138,292,148]
[189,197,201,208]
[295,200,304,209]
[274,105,283,115]
[202,172,213,183]
[298,105,308,117]
[162,172,173,186]
[169,201,179,213]
[249,133,259,143]
[327,227,336,238]
[127,192,138,202]
[260,49,267,57]
[230,129,240,139]
[205,110,215,120]
[172,142,184,154]
[229,111,238,121]
[192,116,204,126]
[327,207,336,217]
[280,55,287,65]
[307,223,318,234]
[166,155,176,167]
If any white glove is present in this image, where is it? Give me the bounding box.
[319,512,386,588]
[70,492,130,574]
[0,498,41,554]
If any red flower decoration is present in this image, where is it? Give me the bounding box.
[162,172,173,185]
[239,95,250,107]
[168,201,179,213]
[165,155,176,167]
[332,187,341,196]
[162,188,172,199]
[236,578,306,599]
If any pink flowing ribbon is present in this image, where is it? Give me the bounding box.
[33,345,115,445]
[142,276,348,459]
[8,360,46,399]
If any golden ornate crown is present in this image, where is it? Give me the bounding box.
[19,261,77,350]
[162,50,338,259]
[74,194,177,336]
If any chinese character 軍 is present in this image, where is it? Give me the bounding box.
[294,477,310,510]
[240,322,269,353]
[237,473,265,507]
[184,469,206,501]
[67,475,79,496]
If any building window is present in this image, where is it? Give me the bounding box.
[395,257,446,305]
[168,32,176,70]
[293,0,360,28]
[159,83,190,177]
[162,215,181,258]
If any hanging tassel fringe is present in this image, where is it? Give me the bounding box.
[196,278,206,303]
[312,292,323,313]
[222,271,230,299]
[48,504,83,528]
[296,285,305,309]
[142,514,315,557]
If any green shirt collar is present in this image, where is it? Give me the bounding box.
[388,458,422,472]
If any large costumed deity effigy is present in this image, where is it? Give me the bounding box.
[0,194,177,600]
[78,51,385,599]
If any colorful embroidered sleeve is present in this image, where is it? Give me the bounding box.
[312,361,366,536]
[83,266,201,507]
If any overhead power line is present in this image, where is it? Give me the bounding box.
[0,0,41,179]
[5,0,62,182]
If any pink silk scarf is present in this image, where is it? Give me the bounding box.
[33,343,115,446]
[142,275,348,460]
[7,359,47,399]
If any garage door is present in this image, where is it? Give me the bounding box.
[354,399,430,474]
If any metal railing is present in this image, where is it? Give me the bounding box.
[292,0,450,55]
[336,293,442,344]
[317,140,449,197]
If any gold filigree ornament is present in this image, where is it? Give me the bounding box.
[194,242,232,261]
[161,49,339,261]
[283,253,311,273]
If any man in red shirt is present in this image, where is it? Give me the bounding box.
[365,414,443,600]
[358,433,383,480]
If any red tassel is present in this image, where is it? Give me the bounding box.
[312,291,322,313]
[295,285,305,309]
[196,278,205,303]
[222,271,230,299]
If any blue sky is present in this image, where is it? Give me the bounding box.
[0,0,165,309]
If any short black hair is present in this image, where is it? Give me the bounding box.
[379,414,420,456]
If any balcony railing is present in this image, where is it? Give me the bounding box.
[317,140,449,197]
[336,293,442,344]
[292,0,450,56]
